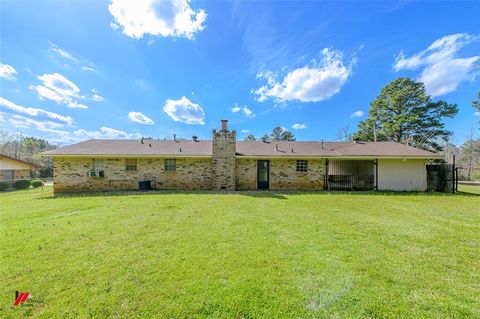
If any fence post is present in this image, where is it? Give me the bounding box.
[452,155,456,193]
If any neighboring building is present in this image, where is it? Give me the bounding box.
[40,120,442,193]
[0,154,35,183]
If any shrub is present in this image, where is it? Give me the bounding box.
[14,180,31,189]
[0,182,9,191]
[31,180,44,188]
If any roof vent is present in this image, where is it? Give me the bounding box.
[141,137,144,144]
[275,143,279,151]
[192,135,199,142]
[179,147,182,152]
[291,148,294,153]
[149,143,152,147]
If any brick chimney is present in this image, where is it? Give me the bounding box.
[212,119,236,191]
[221,119,228,132]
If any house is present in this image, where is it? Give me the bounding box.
[40,120,442,193]
[0,154,36,183]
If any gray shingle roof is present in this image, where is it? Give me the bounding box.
[40,139,441,158]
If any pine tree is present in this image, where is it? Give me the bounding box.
[354,78,458,151]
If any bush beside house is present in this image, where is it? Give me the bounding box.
[31,180,44,187]
[14,180,31,189]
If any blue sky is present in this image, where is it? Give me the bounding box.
[1,0,479,145]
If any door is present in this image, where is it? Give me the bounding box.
[257,160,270,190]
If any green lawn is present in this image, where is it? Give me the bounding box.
[1,187,479,318]
[458,183,480,195]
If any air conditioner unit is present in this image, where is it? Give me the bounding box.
[89,170,104,177]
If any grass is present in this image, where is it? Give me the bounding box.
[458,183,480,195]
[1,187,479,318]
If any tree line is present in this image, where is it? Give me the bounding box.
[0,131,57,177]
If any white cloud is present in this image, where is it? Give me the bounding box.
[92,94,104,102]
[31,73,88,109]
[474,111,480,116]
[110,22,120,30]
[8,114,68,133]
[128,111,154,125]
[0,97,73,125]
[81,66,99,73]
[240,129,250,133]
[231,104,255,118]
[74,126,142,139]
[253,48,353,103]
[292,123,306,130]
[108,0,207,40]
[393,33,480,97]
[350,110,364,118]
[0,63,17,80]
[163,96,205,125]
[49,41,78,62]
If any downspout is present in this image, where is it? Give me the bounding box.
[375,158,378,191]
[325,159,329,190]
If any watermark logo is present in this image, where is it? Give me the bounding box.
[13,291,44,307]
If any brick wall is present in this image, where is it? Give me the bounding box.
[235,158,256,190]
[212,129,236,190]
[14,169,31,180]
[53,157,212,193]
[235,158,326,190]
[0,169,31,181]
[270,159,326,190]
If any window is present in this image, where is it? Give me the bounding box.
[90,159,105,177]
[296,160,308,172]
[92,159,104,171]
[125,159,137,171]
[165,159,176,172]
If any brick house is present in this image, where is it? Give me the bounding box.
[40,120,442,193]
[0,154,35,183]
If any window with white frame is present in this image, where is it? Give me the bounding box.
[90,159,105,177]
[296,160,308,172]
[92,159,104,171]
[165,159,176,172]
[125,159,137,171]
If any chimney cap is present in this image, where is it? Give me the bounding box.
[221,119,228,132]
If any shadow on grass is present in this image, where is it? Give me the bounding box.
[455,191,480,197]
[36,188,480,200]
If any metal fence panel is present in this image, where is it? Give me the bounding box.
[327,160,375,191]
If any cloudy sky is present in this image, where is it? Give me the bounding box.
[1,1,479,144]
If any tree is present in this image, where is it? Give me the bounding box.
[0,131,58,177]
[261,134,271,142]
[473,91,480,111]
[460,131,480,180]
[269,126,296,141]
[473,91,480,124]
[244,134,256,141]
[337,126,352,142]
[354,78,458,151]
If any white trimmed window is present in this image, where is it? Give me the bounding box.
[90,159,105,177]
[296,160,308,172]
[165,159,176,172]
[92,159,104,171]
[125,159,137,171]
